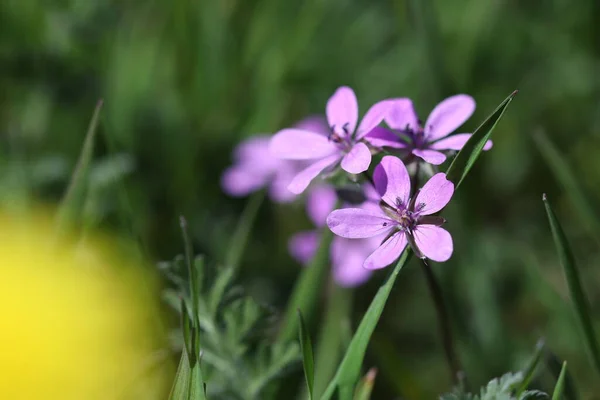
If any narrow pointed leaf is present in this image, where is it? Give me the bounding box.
[320,249,412,400]
[353,368,377,400]
[56,99,103,230]
[225,190,265,271]
[545,348,579,400]
[516,339,546,396]
[551,362,567,400]
[278,225,335,343]
[543,194,600,376]
[189,360,208,400]
[180,216,200,331]
[298,310,315,399]
[533,129,600,243]
[169,349,192,400]
[445,90,517,188]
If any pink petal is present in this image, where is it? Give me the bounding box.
[288,230,319,264]
[341,142,371,174]
[287,155,341,194]
[326,86,358,134]
[425,94,475,141]
[331,237,373,287]
[270,129,338,160]
[294,116,329,135]
[430,133,492,151]
[364,231,407,270]
[414,173,454,215]
[363,127,405,149]
[412,149,446,165]
[221,166,267,197]
[383,98,419,130]
[306,185,338,227]
[356,100,390,139]
[327,208,394,239]
[412,225,453,262]
[373,155,411,206]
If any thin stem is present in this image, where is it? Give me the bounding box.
[420,259,462,386]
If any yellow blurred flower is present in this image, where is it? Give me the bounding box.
[0,212,173,400]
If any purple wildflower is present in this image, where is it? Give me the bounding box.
[288,185,383,287]
[326,156,454,269]
[221,117,328,202]
[383,95,492,165]
[270,86,390,194]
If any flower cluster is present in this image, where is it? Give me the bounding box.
[222,86,489,286]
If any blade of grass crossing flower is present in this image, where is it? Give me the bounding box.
[551,362,567,400]
[445,90,517,188]
[225,190,265,271]
[352,368,377,400]
[320,249,412,400]
[298,310,315,399]
[543,195,600,377]
[533,129,600,243]
[278,224,336,343]
[515,339,546,396]
[313,284,353,398]
[56,99,103,231]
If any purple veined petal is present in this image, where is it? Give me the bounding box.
[430,133,493,151]
[424,94,475,141]
[331,237,373,287]
[356,100,390,139]
[383,98,419,131]
[288,230,320,265]
[414,173,454,215]
[364,231,408,270]
[294,116,329,136]
[326,86,359,134]
[327,208,395,239]
[306,185,338,227]
[412,149,447,165]
[341,142,372,174]
[412,225,453,262]
[373,155,411,208]
[363,127,405,149]
[287,154,341,194]
[221,166,268,197]
[270,129,338,160]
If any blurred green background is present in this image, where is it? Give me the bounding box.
[2,0,600,398]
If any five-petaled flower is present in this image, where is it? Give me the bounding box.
[327,156,455,269]
[270,86,389,194]
[382,95,492,165]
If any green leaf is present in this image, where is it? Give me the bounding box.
[298,309,315,399]
[225,191,264,271]
[533,129,600,243]
[278,225,335,343]
[353,368,377,400]
[56,99,103,230]
[169,349,192,400]
[545,348,578,400]
[516,339,546,396]
[180,217,201,332]
[320,249,412,400]
[551,362,567,400]
[543,195,600,376]
[445,90,517,188]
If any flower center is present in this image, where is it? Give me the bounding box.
[380,199,418,231]
[397,121,429,150]
[328,123,353,152]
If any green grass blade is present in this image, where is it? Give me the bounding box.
[278,225,335,343]
[169,349,192,400]
[533,129,600,243]
[298,310,315,399]
[56,99,103,230]
[543,194,600,377]
[189,361,208,400]
[445,90,517,188]
[352,368,377,400]
[516,339,546,396]
[320,249,412,400]
[551,362,567,400]
[313,285,353,398]
[225,191,264,271]
[545,349,578,400]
